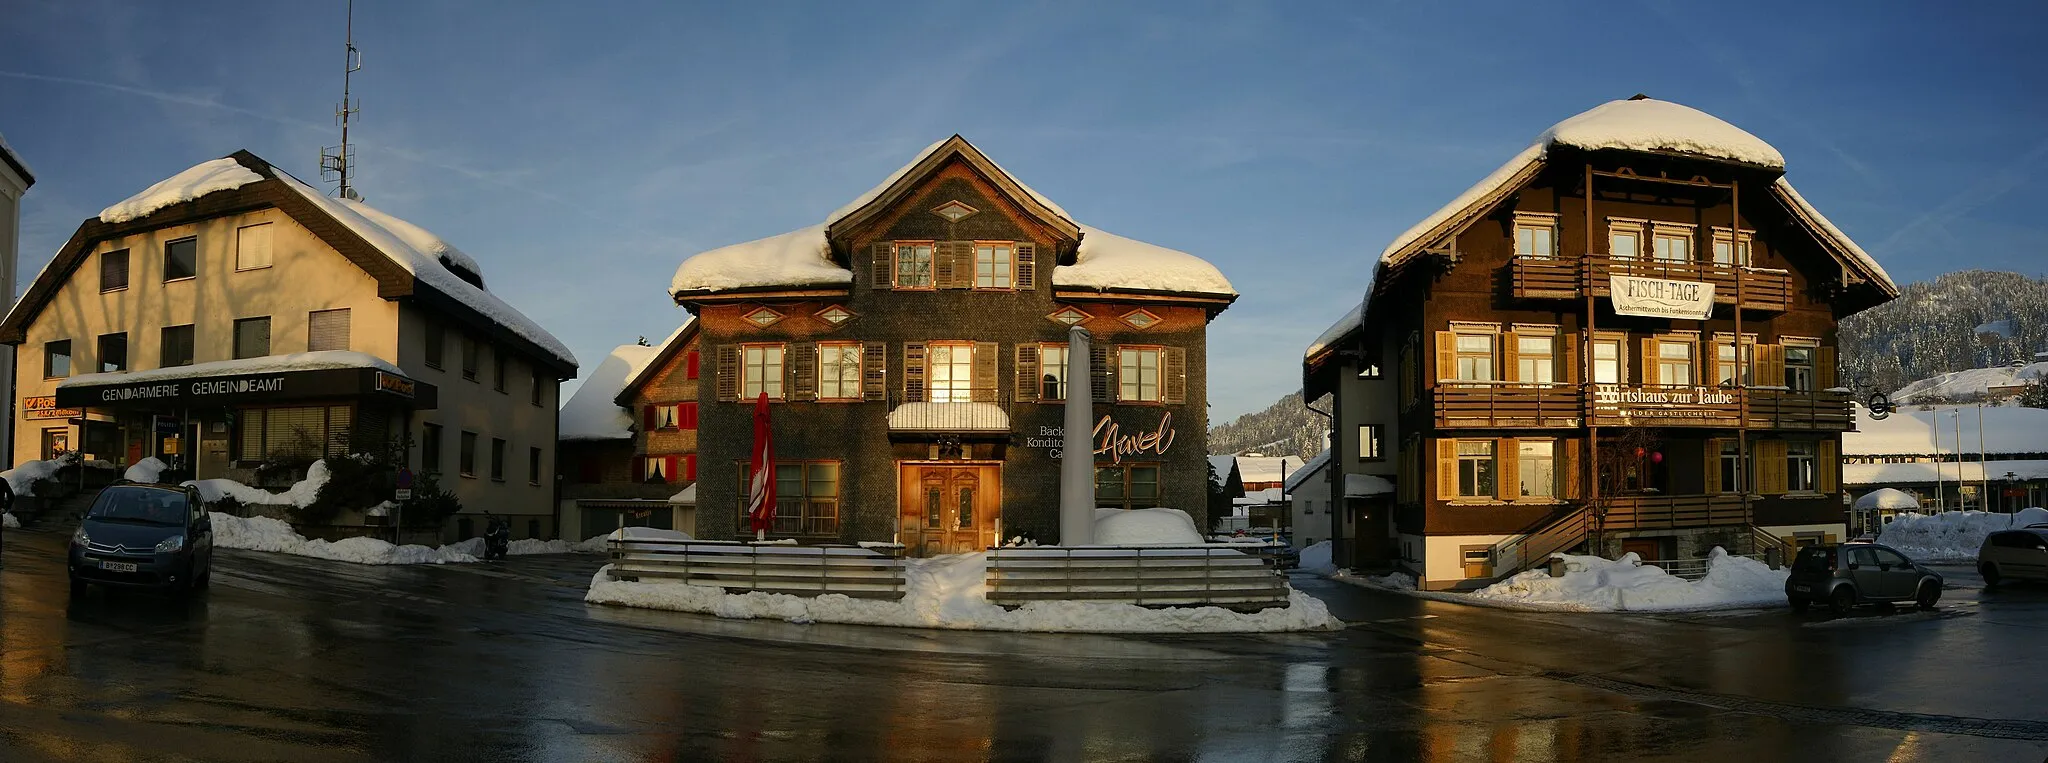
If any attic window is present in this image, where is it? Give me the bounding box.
[1120,309,1162,330]
[932,200,978,222]
[815,305,856,326]
[743,307,785,328]
[1047,306,1090,326]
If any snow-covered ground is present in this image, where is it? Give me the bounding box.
[210,512,612,565]
[2,455,71,496]
[1334,548,1789,613]
[1876,508,2048,562]
[586,550,1340,633]
[2,512,18,529]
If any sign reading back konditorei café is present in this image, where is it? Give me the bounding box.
[1610,275,1715,320]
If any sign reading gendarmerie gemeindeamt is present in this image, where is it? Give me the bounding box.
[53,367,436,409]
[1610,275,1716,320]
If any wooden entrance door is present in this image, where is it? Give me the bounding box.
[899,464,1000,556]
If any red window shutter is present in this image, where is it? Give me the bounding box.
[685,454,697,482]
[681,402,698,429]
[642,405,655,431]
[686,351,700,380]
[666,456,680,483]
[632,456,645,481]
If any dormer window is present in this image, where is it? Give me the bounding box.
[1120,309,1161,330]
[1513,213,1558,259]
[743,307,784,328]
[932,200,978,222]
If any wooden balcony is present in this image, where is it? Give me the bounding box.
[1599,494,1752,531]
[1585,385,1853,432]
[1747,388,1854,431]
[1510,256,1793,312]
[1434,383,1583,429]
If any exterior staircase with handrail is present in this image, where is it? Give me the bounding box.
[1488,506,1592,579]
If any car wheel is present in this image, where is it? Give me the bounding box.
[1980,563,2001,587]
[1827,585,1856,616]
[1789,598,1810,613]
[1916,581,1941,609]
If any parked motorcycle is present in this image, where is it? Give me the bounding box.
[483,514,510,561]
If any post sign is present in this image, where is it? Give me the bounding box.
[1610,275,1716,320]
[22,396,82,420]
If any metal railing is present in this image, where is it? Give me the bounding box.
[885,392,1015,433]
[606,537,907,600]
[984,545,1292,611]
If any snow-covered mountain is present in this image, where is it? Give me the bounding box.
[1839,270,2048,397]
[1207,391,1328,460]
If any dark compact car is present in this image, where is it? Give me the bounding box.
[68,482,214,596]
[1785,542,1942,615]
[1979,525,2048,585]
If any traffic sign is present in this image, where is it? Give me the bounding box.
[394,489,413,501]
[396,468,415,490]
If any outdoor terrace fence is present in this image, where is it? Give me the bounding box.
[984,545,1291,611]
[1510,255,1794,312]
[606,537,908,600]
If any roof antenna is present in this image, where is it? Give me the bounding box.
[319,0,363,201]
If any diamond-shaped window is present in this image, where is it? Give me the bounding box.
[1047,306,1090,326]
[815,305,856,326]
[1120,309,1161,329]
[743,307,784,328]
[932,200,978,222]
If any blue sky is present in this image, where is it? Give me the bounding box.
[3,1,2044,422]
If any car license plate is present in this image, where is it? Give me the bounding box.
[99,560,138,573]
[1792,585,1811,592]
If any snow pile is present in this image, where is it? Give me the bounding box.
[185,461,331,508]
[2,513,18,529]
[1464,549,1787,612]
[886,402,1010,431]
[1876,508,2048,561]
[586,549,1341,633]
[559,343,663,440]
[1057,225,1235,297]
[123,457,168,483]
[2,456,71,496]
[1093,507,1204,545]
[209,512,478,565]
[611,526,694,542]
[98,157,263,223]
[1854,487,1921,511]
[1298,540,1337,576]
[61,351,400,390]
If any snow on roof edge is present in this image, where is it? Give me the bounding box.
[1772,178,1897,294]
[1305,298,1365,361]
[560,343,663,441]
[0,130,33,183]
[97,157,263,224]
[1056,224,1235,297]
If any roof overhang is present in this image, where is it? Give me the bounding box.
[824,135,1082,245]
[56,366,436,410]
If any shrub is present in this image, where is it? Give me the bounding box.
[403,475,463,529]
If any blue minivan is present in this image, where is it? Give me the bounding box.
[68,482,214,596]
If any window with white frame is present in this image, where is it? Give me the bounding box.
[1518,440,1555,498]
[1785,344,1815,391]
[236,223,273,270]
[1652,227,1692,263]
[1657,339,1694,386]
[1609,219,1643,259]
[1719,440,1746,493]
[742,344,785,400]
[1715,339,1753,387]
[1039,344,1068,400]
[818,342,863,400]
[929,342,975,402]
[1593,339,1622,384]
[1517,334,1555,383]
[1118,347,1162,402]
[1456,440,1496,498]
[1711,228,1753,267]
[973,242,1014,288]
[1455,333,1494,382]
[1514,214,1557,258]
[1787,441,1817,492]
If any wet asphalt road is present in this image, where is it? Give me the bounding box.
[3,526,2047,763]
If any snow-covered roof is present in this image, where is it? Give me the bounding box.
[273,171,576,367]
[1845,459,2048,486]
[618,318,698,398]
[1846,404,2048,456]
[1285,451,1330,492]
[1236,455,1305,484]
[1305,298,1365,361]
[1344,474,1395,498]
[97,158,263,224]
[1853,487,1920,511]
[1893,362,2048,404]
[1373,97,1895,296]
[559,343,664,441]
[1056,225,1235,297]
[672,136,1231,299]
[0,130,33,185]
[1234,487,1287,506]
[57,350,399,388]
[668,483,697,505]
[886,402,1010,432]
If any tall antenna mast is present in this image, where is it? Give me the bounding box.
[319,0,362,201]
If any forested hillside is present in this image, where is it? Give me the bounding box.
[1838,270,2048,394]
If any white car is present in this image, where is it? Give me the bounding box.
[1978,525,2048,585]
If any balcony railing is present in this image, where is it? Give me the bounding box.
[1510,255,1793,312]
[1435,383,1852,431]
[1598,493,1752,531]
[885,392,1015,435]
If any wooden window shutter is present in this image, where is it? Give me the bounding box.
[1501,331,1521,383]
[862,342,887,401]
[1758,440,1788,494]
[1560,336,1579,385]
[1163,347,1187,405]
[1015,345,1040,402]
[1640,338,1658,385]
[1817,346,1838,389]
[715,344,739,402]
[1016,242,1036,290]
[870,242,894,289]
[1706,342,1724,387]
[1820,439,1839,493]
[1090,344,1115,402]
[1435,439,1458,500]
[1434,331,1455,382]
[936,241,973,289]
[972,341,999,402]
[790,342,818,401]
[1495,437,1518,501]
[1560,439,1580,499]
[642,405,656,432]
[684,454,698,482]
[1703,438,1722,494]
[665,456,681,483]
[1758,344,1785,387]
[904,342,928,402]
[632,456,645,481]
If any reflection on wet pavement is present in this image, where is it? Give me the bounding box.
[4,529,2046,761]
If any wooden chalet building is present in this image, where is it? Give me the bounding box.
[668,136,1236,554]
[1304,97,1899,589]
[556,320,703,538]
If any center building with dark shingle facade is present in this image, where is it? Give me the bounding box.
[667,136,1236,555]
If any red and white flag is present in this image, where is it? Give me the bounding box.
[746,392,776,535]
